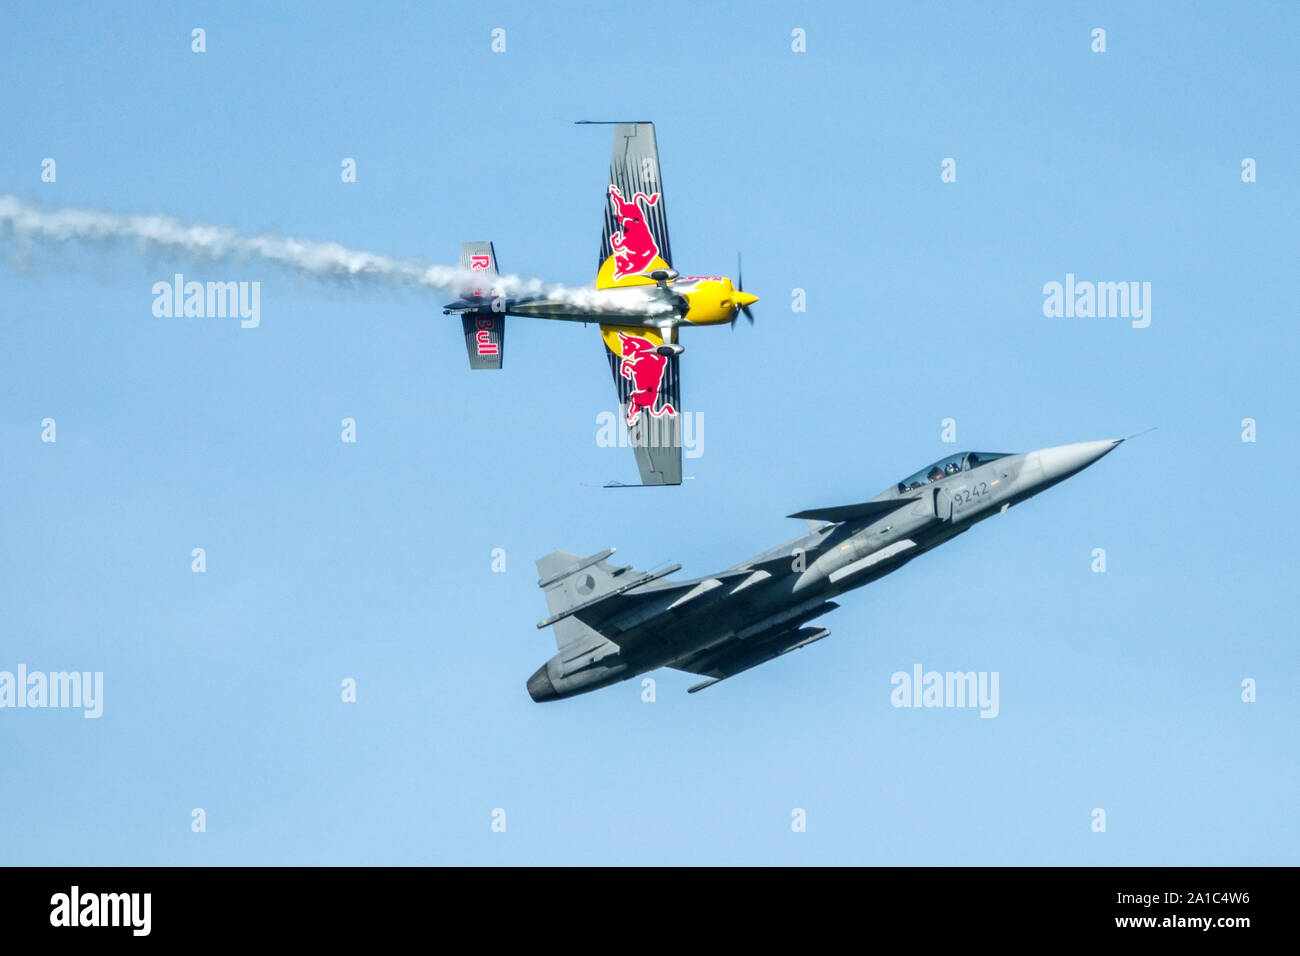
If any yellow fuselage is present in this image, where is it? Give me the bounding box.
[676,276,758,326]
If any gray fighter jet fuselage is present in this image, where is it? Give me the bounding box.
[527,439,1123,701]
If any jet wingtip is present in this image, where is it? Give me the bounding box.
[687,678,720,694]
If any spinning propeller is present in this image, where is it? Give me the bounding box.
[732,253,757,328]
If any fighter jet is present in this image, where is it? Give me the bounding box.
[527,439,1125,701]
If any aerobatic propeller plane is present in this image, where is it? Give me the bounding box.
[527,439,1126,701]
[443,122,758,486]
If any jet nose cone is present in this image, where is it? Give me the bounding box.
[526,664,558,703]
[1034,439,1122,483]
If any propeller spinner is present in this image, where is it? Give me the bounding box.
[731,253,758,328]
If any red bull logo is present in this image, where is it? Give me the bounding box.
[473,315,498,356]
[608,185,661,281]
[617,331,676,427]
[468,253,499,355]
[469,253,491,296]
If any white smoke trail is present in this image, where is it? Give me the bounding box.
[0,194,667,314]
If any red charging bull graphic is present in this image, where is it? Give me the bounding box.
[608,185,661,281]
[617,332,676,427]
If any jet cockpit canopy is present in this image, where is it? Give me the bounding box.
[896,451,1012,494]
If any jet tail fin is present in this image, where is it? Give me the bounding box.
[457,242,505,370]
[535,549,624,652]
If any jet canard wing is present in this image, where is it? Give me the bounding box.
[788,498,918,525]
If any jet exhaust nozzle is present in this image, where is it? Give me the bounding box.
[526,665,559,703]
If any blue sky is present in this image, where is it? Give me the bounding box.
[1,1,1296,865]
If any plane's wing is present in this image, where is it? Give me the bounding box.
[595,122,672,286]
[599,325,682,486]
[581,123,683,486]
[671,623,835,693]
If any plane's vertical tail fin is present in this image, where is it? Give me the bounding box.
[458,241,505,370]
